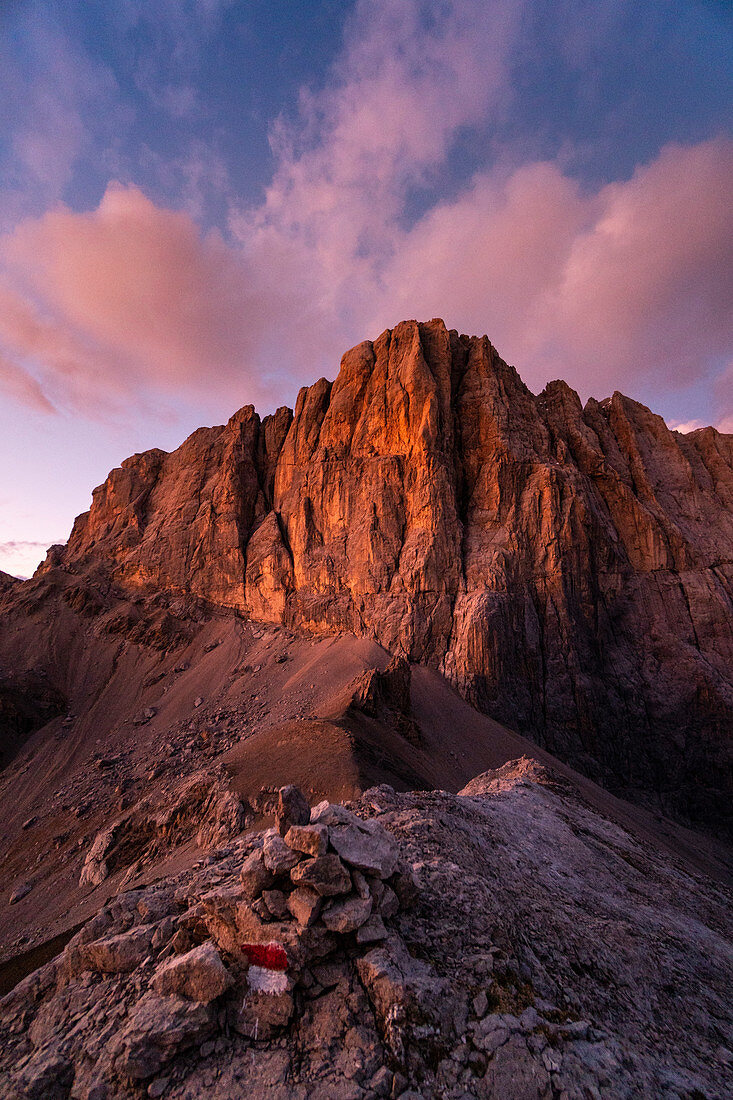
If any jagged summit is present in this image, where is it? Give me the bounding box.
[46,318,733,835]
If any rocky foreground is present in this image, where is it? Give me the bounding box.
[2,759,731,1100]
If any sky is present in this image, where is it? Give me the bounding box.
[0,0,731,577]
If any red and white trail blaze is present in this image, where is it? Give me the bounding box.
[242,942,289,994]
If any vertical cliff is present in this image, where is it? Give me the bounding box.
[62,319,733,831]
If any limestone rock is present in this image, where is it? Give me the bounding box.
[322,894,373,933]
[328,821,400,879]
[287,886,323,926]
[151,942,233,1003]
[276,784,311,836]
[284,823,328,857]
[290,854,351,896]
[13,1047,72,1100]
[9,882,32,904]
[390,868,419,910]
[356,913,388,944]
[350,656,421,745]
[79,823,122,887]
[263,830,302,875]
[81,926,153,974]
[230,988,294,1040]
[0,778,731,1100]
[309,802,362,828]
[114,991,215,1079]
[240,848,275,900]
[195,789,247,849]
[378,884,400,919]
[262,888,290,919]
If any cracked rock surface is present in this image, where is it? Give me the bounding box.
[1,762,730,1099]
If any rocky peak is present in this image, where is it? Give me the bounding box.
[53,319,733,835]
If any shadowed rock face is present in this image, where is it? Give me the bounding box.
[62,319,733,833]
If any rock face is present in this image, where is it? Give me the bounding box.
[1,771,730,1099]
[61,319,733,833]
[0,672,66,767]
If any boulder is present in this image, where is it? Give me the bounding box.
[483,1034,552,1099]
[287,887,322,927]
[262,889,289,919]
[290,854,351,896]
[151,942,233,1003]
[276,785,311,837]
[240,848,275,900]
[137,889,177,923]
[229,988,294,1040]
[13,1047,72,1100]
[356,914,388,944]
[79,823,122,887]
[322,894,373,933]
[357,937,451,1053]
[114,992,215,1079]
[310,802,362,828]
[379,884,400,919]
[328,821,399,878]
[284,823,328,857]
[81,926,153,974]
[263,830,302,875]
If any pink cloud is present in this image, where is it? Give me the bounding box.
[2,138,730,429]
[370,161,590,358]
[669,416,733,435]
[0,183,338,416]
[0,0,729,433]
[3,185,247,385]
[540,140,733,392]
[373,138,733,415]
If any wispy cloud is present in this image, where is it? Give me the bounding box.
[0,540,63,552]
[0,14,126,227]
[0,0,730,432]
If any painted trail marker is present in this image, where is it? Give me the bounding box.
[242,941,290,994]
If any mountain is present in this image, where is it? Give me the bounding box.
[1,318,732,1099]
[53,318,733,836]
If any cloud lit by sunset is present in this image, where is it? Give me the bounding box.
[1,0,731,576]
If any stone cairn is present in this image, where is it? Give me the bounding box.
[0,786,419,1093]
[202,784,418,1040]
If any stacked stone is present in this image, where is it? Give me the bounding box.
[238,785,416,946]
[173,785,420,1040]
[0,786,420,1091]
